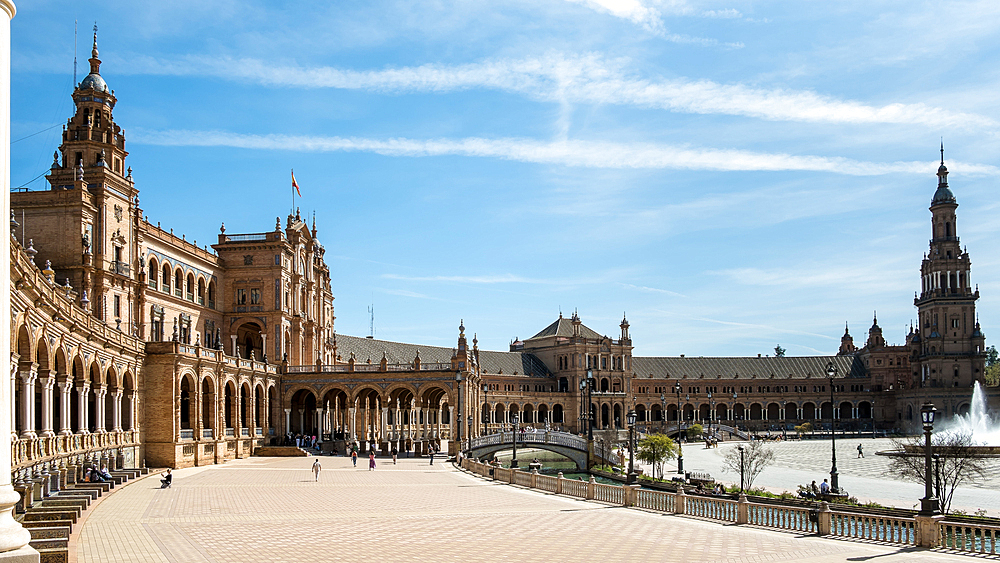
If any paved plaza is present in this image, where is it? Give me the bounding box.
[73,454,983,563]
[665,438,1000,517]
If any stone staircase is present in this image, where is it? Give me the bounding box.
[15,467,150,563]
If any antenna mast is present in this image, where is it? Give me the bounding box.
[73,20,77,86]
[368,304,375,338]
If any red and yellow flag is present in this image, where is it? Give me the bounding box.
[291,169,301,197]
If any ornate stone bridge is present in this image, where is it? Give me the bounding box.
[467,431,615,469]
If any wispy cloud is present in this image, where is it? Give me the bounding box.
[560,0,744,45]
[121,53,994,129]
[563,0,666,33]
[133,128,1000,175]
[382,273,538,284]
[620,283,686,297]
[380,288,441,300]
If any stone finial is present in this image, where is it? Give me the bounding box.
[220,223,225,234]
[76,163,84,181]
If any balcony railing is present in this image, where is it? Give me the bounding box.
[110,260,130,276]
[225,428,235,437]
[240,428,250,437]
[202,428,214,439]
[179,429,195,440]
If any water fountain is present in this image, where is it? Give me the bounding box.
[941,381,1000,447]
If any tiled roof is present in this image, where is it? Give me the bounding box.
[335,334,452,364]
[528,317,603,340]
[631,355,864,380]
[478,350,550,377]
[334,334,549,377]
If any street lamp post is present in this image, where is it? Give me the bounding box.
[732,392,737,436]
[660,394,666,431]
[826,361,840,494]
[626,409,638,484]
[707,391,714,438]
[782,400,788,440]
[467,415,473,452]
[674,382,684,474]
[482,384,489,434]
[586,369,594,441]
[919,402,940,515]
[455,372,463,451]
[738,444,745,493]
[511,413,520,469]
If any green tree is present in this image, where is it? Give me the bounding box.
[774,345,786,357]
[986,346,1000,386]
[636,433,678,480]
[686,423,703,440]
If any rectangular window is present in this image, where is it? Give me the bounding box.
[114,295,121,319]
[236,288,246,305]
[250,288,261,305]
[951,319,960,328]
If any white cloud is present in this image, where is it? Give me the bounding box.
[123,53,996,129]
[620,283,686,297]
[563,0,666,32]
[133,128,1000,175]
[383,273,537,284]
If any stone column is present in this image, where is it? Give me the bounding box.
[112,391,123,432]
[76,383,89,433]
[348,407,356,440]
[283,408,291,435]
[94,385,107,433]
[17,368,36,439]
[1,0,39,556]
[449,405,455,441]
[297,409,304,435]
[57,381,72,435]
[38,374,54,437]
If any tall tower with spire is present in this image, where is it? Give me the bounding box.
[13,27,139,327]
[912,147,986,388]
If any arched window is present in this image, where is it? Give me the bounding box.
[207,280,217,309]
[148,258,158,289]
[161,264,170,290]
[174,269,183,297]
[197,279,206,306]
[186,273,195,301]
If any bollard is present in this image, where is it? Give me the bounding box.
[587,476,595,500]
[675,486,686,514]
[914,514,945,548]
[530,468,538,489]
[625,484,640,507]
[556,472,563,495]
[817,501,832,536]
[737,493,749,524]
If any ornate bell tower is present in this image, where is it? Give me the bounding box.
[912,147,986,388]
[38,27,138,327]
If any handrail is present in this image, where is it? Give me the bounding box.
[939,521,998,554]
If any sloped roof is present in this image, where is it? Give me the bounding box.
[334,334,549,377]
[528,316,603,340]
[631,355,864,380]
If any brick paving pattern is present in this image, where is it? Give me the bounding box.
[75,455,982,562]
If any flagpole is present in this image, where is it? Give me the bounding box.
[291,168,295,214]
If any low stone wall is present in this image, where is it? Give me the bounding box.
[253,447,307,457]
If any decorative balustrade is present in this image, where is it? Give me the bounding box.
[469,430,587,452]
[686,495,738,522]
[747,503,815,533]
[287,361,456,374]
[940,522,999,554]
[592,482,624,505]
[459,458,961,553]
[225,428,235,437]
[636,489,675,513]
[179,429,195,440]
[830,512,915,545]
[12,430,141,470]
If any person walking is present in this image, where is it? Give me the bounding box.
[428,444,434,465]
[312,459,322,481]
[351,448,358,467]
[857,443,864,458]
[368,451,376,471]
[391,444,398,464]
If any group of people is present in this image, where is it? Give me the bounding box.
[85,465,114,483]
[286,433,320,450]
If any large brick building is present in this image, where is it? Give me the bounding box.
[6,36,996,483]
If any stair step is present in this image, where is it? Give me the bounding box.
[28,526,70,540]
[55,489,99,500]
[23,510,78,524]
[30,538,68,550]
[39,498,88,510]
[36,546,69,563]
[20,519,73,529]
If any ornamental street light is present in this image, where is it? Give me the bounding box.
[732,392,737,435]
[455,372,463,450]
[782,400,788,440]
[660,393,667,431]
[919,402,940,515]
[674,382,684,474]
[467,415,473,452]
[586,369,594,441]
[626,409,638,484]
[738,444,746,493]
[482,384,489,434]
[707,391,714,438]
[826,361,840,494]
[511,413,520,469]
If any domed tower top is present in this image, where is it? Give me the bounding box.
[932,142,956,206]
[79,25,110,94]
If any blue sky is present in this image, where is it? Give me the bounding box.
[9,0,1000,358]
